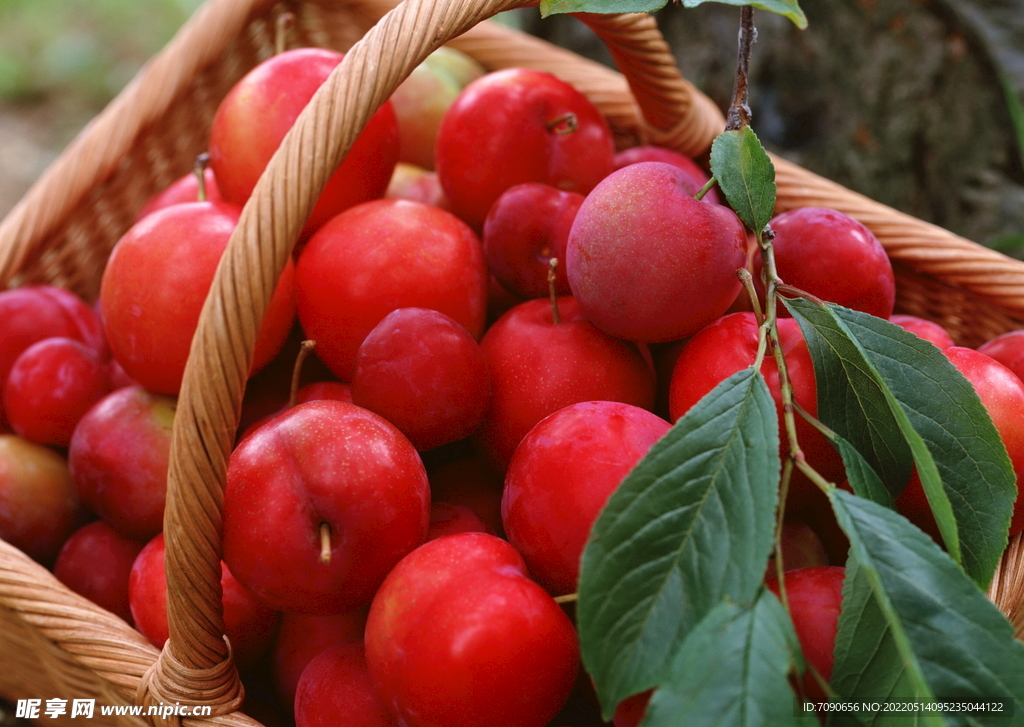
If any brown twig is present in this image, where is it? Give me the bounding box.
[726,7,757,131]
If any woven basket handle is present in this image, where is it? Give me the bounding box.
[140,0,728,716]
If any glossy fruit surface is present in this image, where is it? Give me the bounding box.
[296,199,487,381]
[502,401,670,595]
[566,162,746,342]
[100,201,296,395]
[754,207,895,319]
[436,68,614,229]
[352,308,489,451]
[209,47,399,237]
[223,400,430,614]
[365,533,579,727]
[669,312,844,509]
[475,296,655,470]
[68,386,175,542]
[766,566,845,703]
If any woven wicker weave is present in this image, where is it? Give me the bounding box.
[1,0,1022,723]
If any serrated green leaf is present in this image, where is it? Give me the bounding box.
[539,0,807,25]
[829,557,932,727]
[681,0,807,28]
[835,436,893,508]
[539,0,666,17]
[710,128,777,234]
[829,489,1024,725]
[578,368,780,719]
[643,590,815,727]
[784,299,912,498]
[786,299,1015,588]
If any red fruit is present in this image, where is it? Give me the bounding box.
[436,68,614,229]
[0,285,105,428]
[68,386,175,542]
[566,162,747,342]
[136,167,221,221]
[613,690,653,727]
[296,640,396,727]
[53,521,145,624]
[764,515,830,579]
[889,314,955,350]
[502,401,671,595]
[475,296,655,471]
[129,534,279,670]
[352,308,490,451]
[273,609,368,709]
[766,566,845,703]
[4,337,110,447]
[978,329,1024,385]
[223,400,430,614]
[755,207,895,319]
[365,533,579,727]
[613,145,719,204]
[427,502,493,541]
[482,183,583,299]
[669,312,844,510]
[0,435,87,565]
[209,47,399,237]
[896,346,1024,537]
[296,198,488,381]
[100,201,296,395]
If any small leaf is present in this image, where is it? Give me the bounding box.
[643,590,816,727]
[578,368,780,719]
[539,0,808,25]
[681,0,807,28]
[710,127,777,234]
[835,436,893,508]
[786,299,1015,588]
[540,0,667,17]
[829,489,1024,723]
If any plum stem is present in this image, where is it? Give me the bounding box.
[553,593,577,604]
[726,7,756,132]
[290,340,316,408]
[275,12,294,56]
[736,268,764,327]
[193,153,210,203]
[319,522,332,564]
[548,258,562,324]
[694,176,718,201]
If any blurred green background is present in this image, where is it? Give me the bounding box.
[0,0,204,216]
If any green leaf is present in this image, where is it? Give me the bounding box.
[709,127,777,234]
[784,298,912,499]
[539,0,666,18]
[538,0,808,26]
[578,368,780,719]
[829,558,933,727]
[643,590,817,727]
[829,489,1024,725]
[786,299,1015,588]
[835,436,893,508]
[681,0,807,29]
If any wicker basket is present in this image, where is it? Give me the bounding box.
[1,0,1023,723]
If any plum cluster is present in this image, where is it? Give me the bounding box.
[4,41,1024,727]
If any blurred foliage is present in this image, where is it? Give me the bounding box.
[0,0,203,103]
